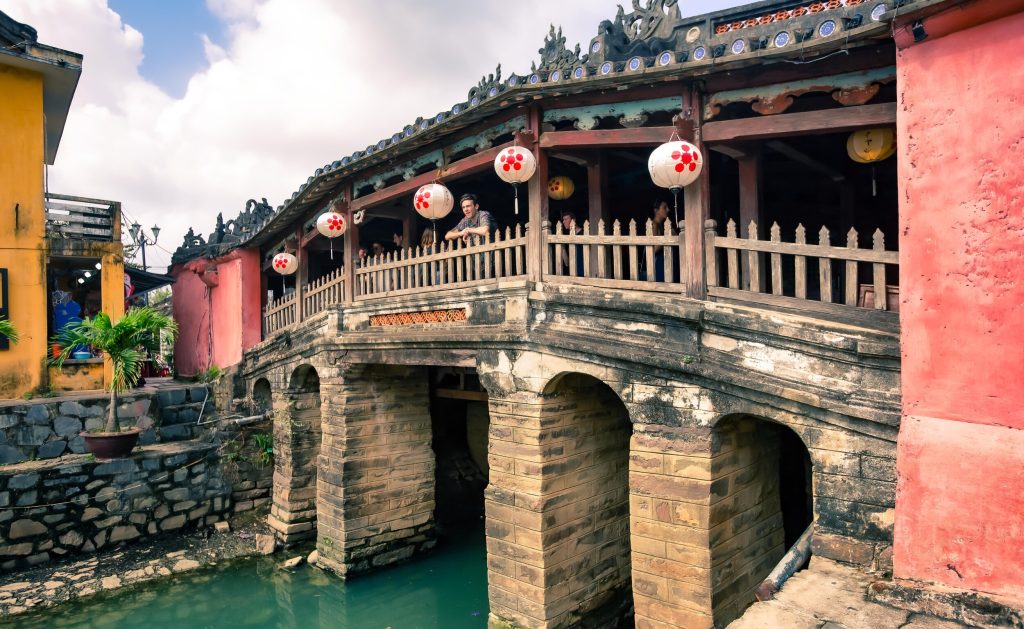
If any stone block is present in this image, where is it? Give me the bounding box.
[81,507,103,521]
[59,401,87,416]
[68,436,87,454]
[256,533,276,555]
[59,530,85,548]
[0,413,19,429]
[95,460,137,476]
[9,473,39,490]
[158,389,187,406]
[54,416,83,437]
[164,487,190,501]
[109,525,140,542]
[160,515,186,530]
[0,445,26,465]
[14,425,53,446]
[189,387,208,403]
[84,417,104,432]
[160,425,192,440]
[25,404,51,424]
[0,543,34,557]
[9,519,47,539]
[811,532,875,566]
[38,440,67,458]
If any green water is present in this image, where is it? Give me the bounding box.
[11,529,488,629]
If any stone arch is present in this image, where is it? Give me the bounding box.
[707,413,814,626]
[269,363,323,545]
[251,377,272,414]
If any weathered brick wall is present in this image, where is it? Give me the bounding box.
[269,367,322,545]
[0,442,231,571]
[485,374,632,628]
[709,417,785,626]
[316,364,435,576]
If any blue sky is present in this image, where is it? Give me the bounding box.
[107,0,226,96]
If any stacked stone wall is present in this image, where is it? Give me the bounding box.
[0,442,231,571]
[709,418,786,626]
[0,386,208,465]
[316,365,436,576]
[269,369,322,545]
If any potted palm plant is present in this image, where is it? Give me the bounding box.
[52,306,178,458]
[0,316,18,345]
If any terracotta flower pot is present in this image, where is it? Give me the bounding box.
[81,429,141,459]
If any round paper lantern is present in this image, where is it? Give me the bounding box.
[547,176,575,200]
[494,146,536,183]
[315,211,346,260]
[847,128,895,163]
[272,252,297,275]
[648,140,704,190]
[413,183,454,221]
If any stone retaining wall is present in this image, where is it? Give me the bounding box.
[0,385,209,464]
[0,442,231,571]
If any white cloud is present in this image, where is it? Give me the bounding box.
[1,0,737,272]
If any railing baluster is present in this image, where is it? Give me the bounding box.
[845,228,859,306]
[582,220,592,278]
[794,224,806,299]
[596,219,607,279]
[726,219,739,289]
[747,220,761,293]
[819,226,832,303]
[515,224,525,276]
[770,222,783,296]
[613,220,623,280]
[644,219,655,283]
[628,219,639,281]
[873,229,887,310]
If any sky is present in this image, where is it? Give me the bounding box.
[1,0,744,273]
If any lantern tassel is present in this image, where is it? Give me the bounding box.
[871,166,877,198]
[671,187,681,226]
[514,184,520,216]
[329,239,334,261]
[432,219,438,247]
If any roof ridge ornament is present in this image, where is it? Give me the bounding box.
[532,24,584,75]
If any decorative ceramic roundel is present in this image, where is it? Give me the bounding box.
[658,51,673,66]
[272,252,297,275]
[494,146,537,184]
[871,3,887,20]
[685,26,701,43]
[551,70,562,81]
[413,183,454,221]
[377,139,386,149]
[819,20,837,37]
[573,67,585,79]
[774,31,790,47]
[391,133,401,143]
[591,41,601,53]
[453,104,462,114]
[693,46,706,61]
[435,113,445,124]
[316,211,347,238]
[628,57,642,71]
[403,127,414,138]
[420,120,430,130]
[529,74,540,84]
[731,39,746,54]
[648,141,704,190]
[508,75,518,86]
[471,96,480,106]
[600,62,613,75]
[488,87,498,97]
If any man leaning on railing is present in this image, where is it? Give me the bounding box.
[445,193,496,245]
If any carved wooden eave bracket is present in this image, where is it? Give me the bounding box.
[703,65,896,118]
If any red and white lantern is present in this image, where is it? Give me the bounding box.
[413,183,454,243]
[315,211,347,259]
[493,146,537,215]
[648,140,704,224]
[272,252,297,275]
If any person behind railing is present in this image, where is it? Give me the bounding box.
[559,210,585,277]
[419,228,440,286]
[640,200,669,282]
[445,193,495,245]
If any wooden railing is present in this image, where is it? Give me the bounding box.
[705,219,900,312]
[544,219,687,292]
[303,267,345,317]
[45,194,120,242]
[354,225,528,300]
[263,292,297,335]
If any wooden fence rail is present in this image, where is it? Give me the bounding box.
[302,267,345,317]
[354,225,528,300]
[44,194,119,242]
[544,218,686,292]
[263,292,296,335]
[705,219,899,311]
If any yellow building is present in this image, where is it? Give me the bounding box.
[0,11,125,397]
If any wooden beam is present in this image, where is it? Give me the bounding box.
[540,126,674,149]
[527,106,548,283]
[702,103,896,143]
[341,183,355,304]
[738,151,764,292]
[351,143,511,212]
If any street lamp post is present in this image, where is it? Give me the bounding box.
[128,222,161,272]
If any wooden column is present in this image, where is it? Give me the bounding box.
[587,151,609,226]
[684,86,711,300]
[342,184,356,303]
[402,211,415,250]
[738,150,765,292]
[294,225,307,321]
[526,111,547,283]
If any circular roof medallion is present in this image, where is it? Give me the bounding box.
[551,69,561,81]
[693,46,706,61]
[600,61,612,75]
[871,3,887,20]
[819,20,837,37]
[658,51,673,66]
[731,39,746,54]
[573,66,585,79]
[591,40,601,53]
[685,26,701,43]
[529,73,540,84]
[628,56,642,71]
[774,31,790,47]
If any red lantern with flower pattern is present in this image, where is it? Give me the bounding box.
[648,140,704,225]
[493,146,537,215]
[413,183,454,244]
[316,211,347,260]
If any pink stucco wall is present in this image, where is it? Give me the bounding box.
[171,248,262,377]
[895,3,1024,602]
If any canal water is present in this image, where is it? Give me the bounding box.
[10,527,488,629]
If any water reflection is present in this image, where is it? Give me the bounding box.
[12,527,487,629]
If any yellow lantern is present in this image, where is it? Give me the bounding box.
[547,176,575,200]
[847,128,895,163]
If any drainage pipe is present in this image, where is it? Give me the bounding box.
[754,524,813,601]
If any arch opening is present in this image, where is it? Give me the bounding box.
[710,414,813,625]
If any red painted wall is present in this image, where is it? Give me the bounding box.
[895,4,1024,602]
[171,248,262,377]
